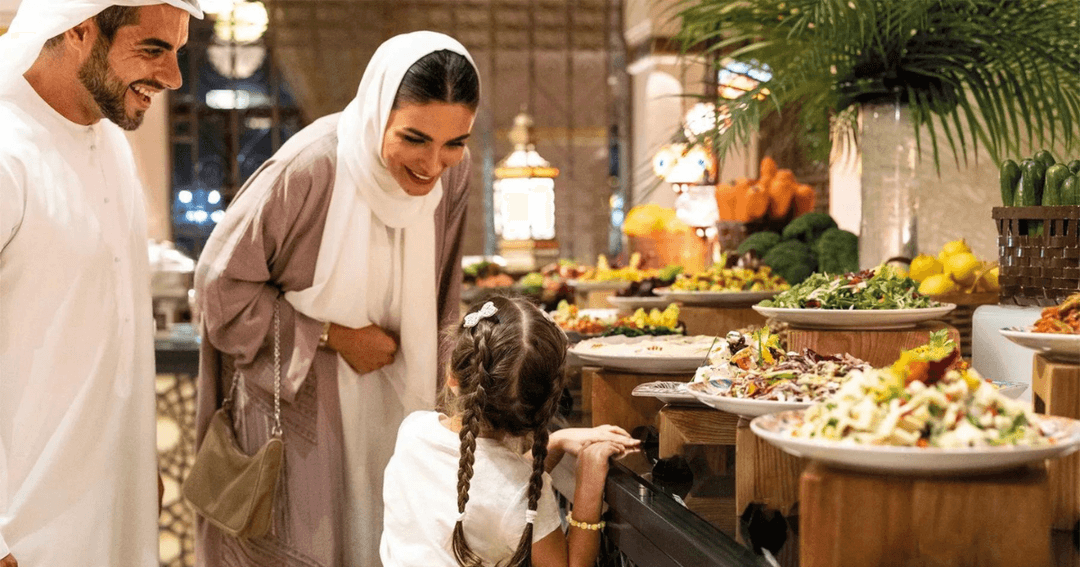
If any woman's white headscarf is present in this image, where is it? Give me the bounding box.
[285,31,477,412]
[0,0,203,83]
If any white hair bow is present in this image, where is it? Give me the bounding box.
[463,301,498,328]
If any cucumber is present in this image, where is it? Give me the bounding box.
[1062,175,1080,206]
[1016,159,1045,207]
[1043,164,1070,206]
[1034,150,1057,169]
[1068,160,1080,174]
[1000,159,1021,206]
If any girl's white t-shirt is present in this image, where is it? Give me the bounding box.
[381,411,563,566]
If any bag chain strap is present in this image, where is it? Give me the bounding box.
[223,300,283,439]
[271,300,282,437]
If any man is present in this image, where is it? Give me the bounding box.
[0,1,202,565]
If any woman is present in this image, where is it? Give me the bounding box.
[193,32,479,567]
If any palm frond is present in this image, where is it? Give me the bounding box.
[674,0,1080,171]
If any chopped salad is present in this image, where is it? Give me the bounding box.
[793,331,1048,447]
[759,266,939,310]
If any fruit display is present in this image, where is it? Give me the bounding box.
[670,260,788,293]
[908,239,999,296]
[602,303,683,337]
[714,156,817,223]
[553,301,683,338]
[575,253,651,283]
[734,212,858,285]
[622,204,692,237]
[615,265,684,298]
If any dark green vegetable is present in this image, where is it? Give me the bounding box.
[813,228,859,275]
[999,159,1021,206]
[1062,175,1080,206]
[736,231,782,257]
[1034,150,1057,170]
[1067,160,1080,174]
[761,240,817,285]
[1043,164,1070,206]
[781,212,838,243]
[1016,160,1045,207]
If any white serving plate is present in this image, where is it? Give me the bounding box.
[750,410,1080,475]
[630,381,703,406]
[569,335,717,375]
[999,327,1080,364]
[752,304,957,330]
[606,295,673,310]
[992,380,1028,399]
[686,380,812,417]
[658,289,780,307]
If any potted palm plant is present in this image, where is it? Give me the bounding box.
[675,0,1080,262]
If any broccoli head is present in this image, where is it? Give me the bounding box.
[814,228,859,275]
[762,240,817,285]
[812,228,855,275]
[782,212,838,243]
[736,231,782,257]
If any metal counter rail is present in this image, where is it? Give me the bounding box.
[601,456,768,567]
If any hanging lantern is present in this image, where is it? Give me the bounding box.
[493,112,559,241]
[493,112,560,271]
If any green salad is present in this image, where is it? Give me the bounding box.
[759,266,939,310]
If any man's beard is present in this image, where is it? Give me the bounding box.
[77,36,144,131]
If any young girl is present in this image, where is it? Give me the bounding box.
[381,296,639,567]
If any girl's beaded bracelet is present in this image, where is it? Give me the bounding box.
[567,512,605,531]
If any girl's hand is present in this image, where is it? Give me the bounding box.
[573,440,624,497]
[326,323,399,375]
[552,425,640,457]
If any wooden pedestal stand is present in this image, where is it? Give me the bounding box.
[678,305,768,337]
[658,405,739,534]
[586,368,693,431]
[1032,354,1080,532]
[735,417,803,567]
[787,321,960,368]
[656,406,803,565]
[800,462,1051,567]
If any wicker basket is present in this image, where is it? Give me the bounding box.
[992,206,1080,307]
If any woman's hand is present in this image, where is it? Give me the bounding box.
[326,323,399,375]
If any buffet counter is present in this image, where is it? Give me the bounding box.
[602,453,768,567]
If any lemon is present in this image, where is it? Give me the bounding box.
[944,252,980,286]
[938,238,972,263]
[980,265,1000,292]
[919,273,956,295]
[909,254,944,282]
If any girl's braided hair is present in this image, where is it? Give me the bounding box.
[447,295,568,567]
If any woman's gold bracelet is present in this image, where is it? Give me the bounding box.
[567,512,605,531]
